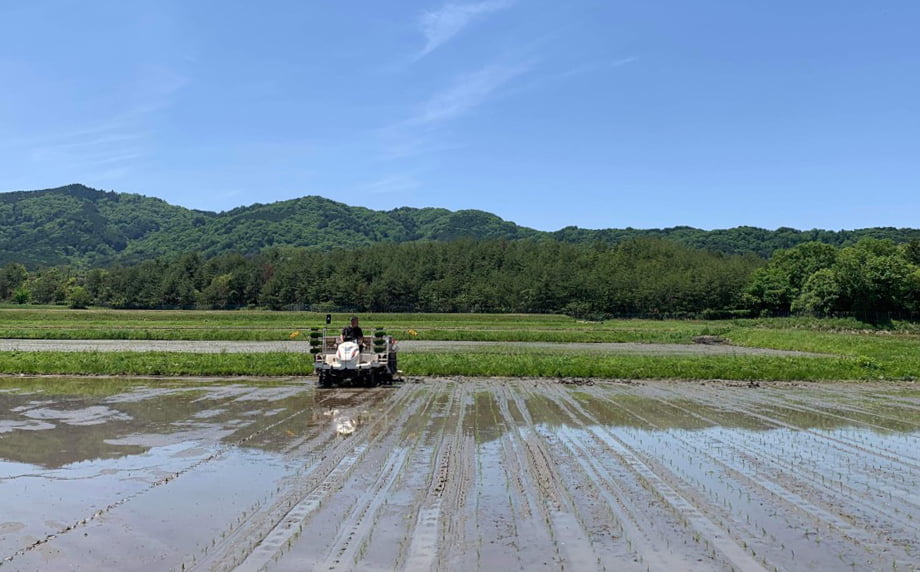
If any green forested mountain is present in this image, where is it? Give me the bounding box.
[0,184,540,267]
[3,183,920,269]
[0,184,209,267]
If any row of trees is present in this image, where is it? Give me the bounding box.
[3,239,759,316]
[5,237,920,319]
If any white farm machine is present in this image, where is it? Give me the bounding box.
[310,316,399,388]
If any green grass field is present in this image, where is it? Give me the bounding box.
[1,308,919,381]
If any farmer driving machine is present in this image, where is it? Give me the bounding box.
[309,316,399,388]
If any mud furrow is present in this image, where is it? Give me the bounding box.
[664,384,920,469]
[552,427,706,571]
[401,382,465,571]
[492,384,602,571]
[642,385,920,516]
[403,384,473,570]
[631,384,920,565]
[645,385,920,514]
[548,386,770,572]
[190,386,424,572]
[316,446,412,570]
[261,384,451,572]
[587,386,910,568]
[750,392,920,453]
[462,389,523,570]
[600,383,920,513]
[534,384,722,569]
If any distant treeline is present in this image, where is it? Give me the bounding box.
[2,239,755,316]
[4,237,920,321]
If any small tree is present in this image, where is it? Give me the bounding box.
[13,287,30,305]
[68,286,92,309]
[792,268,840,315]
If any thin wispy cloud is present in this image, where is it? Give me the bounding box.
[413,61,532,126]
[361,174,421,195]
[18,65,189,182]
[27,120,149,182]
[556,57,638,81]
[378,60,532,160]
[83,151,146,167]
[417,0,514,59]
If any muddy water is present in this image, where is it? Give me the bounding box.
[1,378,919,571]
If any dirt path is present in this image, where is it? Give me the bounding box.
[1,378,918,571]
[0,338,822,356]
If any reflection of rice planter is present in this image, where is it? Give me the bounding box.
[310,323,400,388]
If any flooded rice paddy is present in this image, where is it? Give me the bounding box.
[1,377,919,571]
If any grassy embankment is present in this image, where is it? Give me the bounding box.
[1,308,919,380]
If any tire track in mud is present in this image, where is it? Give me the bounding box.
[402,384,471,571]
[312,384,455,571]
[315,446,412,570]
[284,382,479,572]
[487,384,602,571]
[184,386,427,572]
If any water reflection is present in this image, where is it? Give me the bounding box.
[320,393,375,437]
[0,378,310,468]
[0,378,397,470]
[3,378,920,472]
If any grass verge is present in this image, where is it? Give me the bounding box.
[0,351,314,377]
[401,353,870,381]
[0,348,896,381]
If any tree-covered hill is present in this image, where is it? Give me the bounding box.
[3,183,920,268]
[0,185,541,267]
[0,184,210,267]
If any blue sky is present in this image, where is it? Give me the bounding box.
[1,1,918,232]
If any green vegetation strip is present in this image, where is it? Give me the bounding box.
[2,310,920,380]
[724,328,920,380]
[0,352,313,377]
[0,309,727,343]
[0,349,896,381]
[402,353,872,381]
